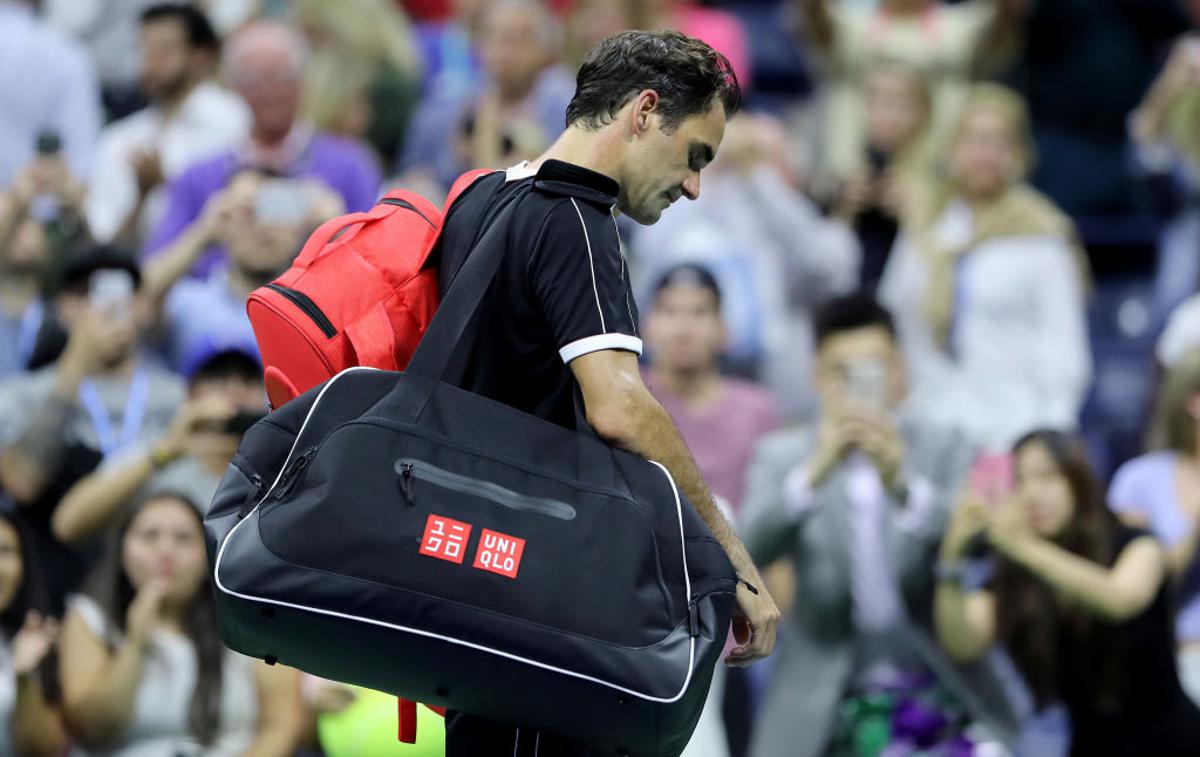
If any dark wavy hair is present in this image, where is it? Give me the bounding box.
[0,505,49,639]
[83,492,224,744]
[565,30,740,133]
[993,429,1123,709]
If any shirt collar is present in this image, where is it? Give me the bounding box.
[531,159,620,208]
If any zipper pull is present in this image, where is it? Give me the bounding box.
[274,449,314,500]
[687,596,699,637]
[238,473,264,519]
[400,463,415,505]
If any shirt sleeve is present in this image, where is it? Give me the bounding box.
[1108,459,1148,518]
[530,200,642,364]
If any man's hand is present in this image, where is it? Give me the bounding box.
[725,564,781,667]
[159,394,237,460]
[840,403,904,492]
[57,310,137,386]
[806,409,853,487]
[130,148,165,197]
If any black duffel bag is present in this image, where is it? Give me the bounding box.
[204,180,738,757]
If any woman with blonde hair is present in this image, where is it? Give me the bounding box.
[1108,348,1200,705]
[292,0,422,167]
[879,83,1091,452]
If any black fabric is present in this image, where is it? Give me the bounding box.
[1060,527,1200,757]
[434,160,640,430]
[205,168,736,755]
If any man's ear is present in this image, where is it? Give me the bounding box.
[629,89,660,136]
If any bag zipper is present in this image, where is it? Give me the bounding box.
[273,447,317,499]
[379,197,436,227]
[393,458,576,521]
[265,283,337,338]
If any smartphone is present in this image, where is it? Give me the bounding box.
[844,359,889,409]
[89,270,135,324]
[36,130,61,155]
[225,410,266,436]
[969,453,1014,503]
[255,179,310,226]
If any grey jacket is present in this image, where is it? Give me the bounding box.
[740,419,1019,757]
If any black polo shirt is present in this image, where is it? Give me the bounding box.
[435,160,641,429]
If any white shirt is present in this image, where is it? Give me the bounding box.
[880,200,1092,451]
[0,1,101,185]
[86,81,249,243]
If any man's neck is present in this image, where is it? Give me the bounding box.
[156,78,200,120]
[651,366,723,408]
[533,127,624,186]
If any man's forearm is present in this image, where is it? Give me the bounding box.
[607,396,759,578]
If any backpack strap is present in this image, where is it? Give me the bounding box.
[443,169,494,219]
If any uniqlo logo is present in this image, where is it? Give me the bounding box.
[472,529,526,579]
[418,514,472,564]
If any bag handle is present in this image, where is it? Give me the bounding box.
[292,207,384,270]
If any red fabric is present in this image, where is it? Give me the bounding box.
[248,170,491,409]
[398,697,418,743]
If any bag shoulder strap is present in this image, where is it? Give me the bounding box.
[403,171,522,382]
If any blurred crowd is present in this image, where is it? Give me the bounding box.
[3,0,1200,755]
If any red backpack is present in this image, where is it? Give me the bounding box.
[247,169,490,410]
[246,170,490,743]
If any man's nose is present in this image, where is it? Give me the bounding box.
[681,172,700,201]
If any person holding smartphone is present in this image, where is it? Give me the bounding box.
[52,345,265,547]
[0,248,185,613]
[936,429,1200,757]
[740,294,1017,757]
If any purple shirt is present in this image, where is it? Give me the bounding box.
[142,132,382,278]
[1108,451,1200,643]
[645,373,780,513]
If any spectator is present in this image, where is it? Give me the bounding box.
[642,263,780,757]
[400,0,575,191]
[0,248,184,611]
[53,346,264,547]
[411,0,488,103]
[86,3,250,248]
[141,168,336,373]
[59,491,304,755]
[795,0,1025,196]
[142,20,381,279]
[0,0,101,188]
[1108,349,1200,705]
[832,61,932,293]
[880,83,1091,452]
[643,264,781,516]
[0,506,66,756]
[0,206,53,381]
[42,0,165,120]
[293,0,422,169]
[741,294,1016,757]
[631,113,859,420]
[1129,34,1200,323]
[1159,294,1200,369]
[0,143,92,264]
[935,429,1200,756]
[1003,0,1189,215]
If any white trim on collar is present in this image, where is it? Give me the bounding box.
[504,161,538,182]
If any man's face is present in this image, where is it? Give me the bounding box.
[618,102,725,225]
[813,326,905,412]
[234,50,302,136]
[140,19,194,102]
[480,5,550,97]
[644,283,725,373]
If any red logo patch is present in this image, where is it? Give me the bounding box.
[418,514,472,564]
[472,529,526,579]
